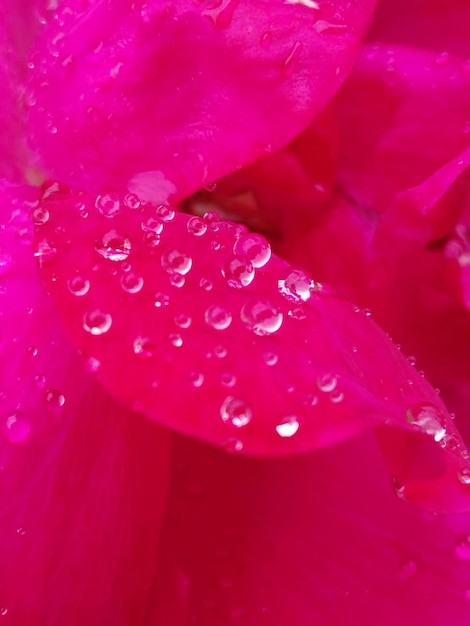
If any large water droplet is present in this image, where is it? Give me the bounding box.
[222,257,255,288]
[275,416,299,438]
[220,396,252,428]
[95,230,131,262]
[83,310,112,335]
[205,304,232,330]
[406,402,446,442]
[95,192,120,218]
[161,249,192,275]
[241,300,283,335]
[233,233,271,268]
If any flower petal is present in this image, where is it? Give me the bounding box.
[26,0,376,195]
[34,187,470,510]
[0,180,170,624]
[152,431,470,625]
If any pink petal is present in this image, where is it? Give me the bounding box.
[26,0,376,196]
[0,180,170,623]
[153,431,470,625]
[34,187,470,510]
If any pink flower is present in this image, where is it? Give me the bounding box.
[1,0,470,624]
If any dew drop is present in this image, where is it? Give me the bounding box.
[170,333,183,348]
[87,356,101,372]
[204,210,220,224]
[67,275,90,296]
[154,292,170,308]
[187,216,208,236]
[406,402,446,442]
[241,300,283,336]
[221,396,252,428]
[222,257,255,288]
[120,272,144,294]
[221,373,237,388]
[278,269,316,302]
[123,193,141,209]
[83,310,112,335]
[457,467,470,485]
[205,304,232,330]
[95,192,120,218]
[161,249,192,275]
[189,371,204,388]
[200,278,213,291]
[32,206,50,225]
[169,273,185,288]
[95,230,131,262]
[175,313,192,329]
[317,372,337,393]
[275,416,299,438]
[155,204,175,221]
[143,231,161,247]
[214,345,228,358]
[141,217,164,234]
[133,336,156,358]
[223,437,243,453]
[233,233,271,268]
[44,389,66,415]
[2,412,30,443]
[263,351,278,366]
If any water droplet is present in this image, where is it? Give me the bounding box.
[44,389,66,415]
[0,608,7,616]
[120,272,144,294]
[263,351,278,366]
[222,257,255,288]
[223,437,243,453]
[141,217,164,234]
[133,336,156,358]
[2,412,30,443]
[278,269,316,302]
[95,230,131,262]
[32,206,50,225]
[87,356,101,372]
[34,238,58,264]
[170,333,183,348]
[161,249,192,275]
[154,292,170,308]
[329,389,344,404]
[34,374,46,389]
[83,310,112,335]
[260,31,272,47]
[233,233,271,268]
[95,192,120,218]
[204,181,217,192]
[275,416,299,437]
[123,193,141,209]
[288,306,307,320]
[455,534,470,560]
[407,355,417,366]
[457,467,470,485]
[155,204,175,221]
[406,402,446,442]
[214,345,228,358]
[200,278,213,291]
[169,273,185,288]
[67,275,90,296]
[317,373,337,393]
[187,216,208,236]
[189,371,204,388]
[220,396,252,427]
[363,308,372,317]
[221,373,237,388]
[143,232,161,247]
[204,210,220,223]
[241,300,283,336]
[205,304,232,330]
[175,313,192,329]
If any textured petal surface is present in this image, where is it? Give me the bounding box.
[0,181,170,625]
[26,0,376,195]
[153,431,470,626]
[34,187,470,510]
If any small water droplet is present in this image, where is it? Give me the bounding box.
[407,355,417,366]
[223,437,243,453]
[240,300,283,335]
[44,389,66,415]
[155,204,175,221]
[263,351,278,366]
[32,206,50,225]
[2,412,30,443]
[406,402,446,442]
[143,231,161,247]
[34,374,46,389]
[141,217,164,234]
[0,608,8,617]
[169,273,186,288]
[221,396,252,428]
[363,308,372,317]
[87,356,101,372]
[275,416,299,437]
[67,275,90,296]
[260,31,272,47]
[329,389,344,404]
[34,238,58,265]
[189,371,204,388]
[205,304,232,330]
[399,558,419,579]
[83,310,112,335]
[175,313,192,329]
[120,272,144,294]
[187,216,208,236]
[214,345,227,358]
[222,257,255,288]
[204,211,220,223]
[204,181,217,192]
[317,372,338,393]
[161,249,192,275]
[95,192,120,218]
[457,467,470,485]
[170,333,183,348]
[221,373,237,388]
[200,278,213,291]
[233,233,271,268]
[133,336,156,358]
[154,292,170,308]
[95,230,131,262]
[123,193,141,209]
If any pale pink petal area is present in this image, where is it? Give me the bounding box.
[34,187,470,511]
[336,45,470,219]
[152,432,470,626]
[26,0,376,196]
[368,0,470,59]
[0,181,170,625]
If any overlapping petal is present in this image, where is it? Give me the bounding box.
[0,181,170,624]
[26,0,376,196]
